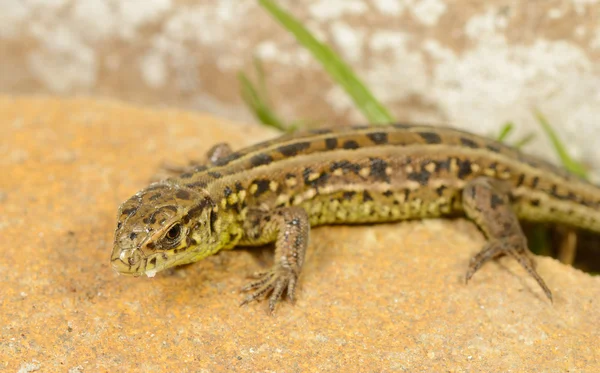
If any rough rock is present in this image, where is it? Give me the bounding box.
[1,97,598,372]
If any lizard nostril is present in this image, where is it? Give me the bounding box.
[120,250,141,266]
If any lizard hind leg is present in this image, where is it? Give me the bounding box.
[462,177,552,302]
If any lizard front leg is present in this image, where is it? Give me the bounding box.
[240,206,309,313]
[462,177,552,301]
[151,143,233,180]
[205,143,233,165]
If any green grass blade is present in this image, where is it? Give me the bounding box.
[534,110,588,179]
[252,58,269,102]
[238,71,288,132]
[496,122,514,142]
[513,133,535,149]
[258,0,394,125]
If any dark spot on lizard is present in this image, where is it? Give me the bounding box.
[249,153,273,167]
[209,209,218,233]
[456,159,472,179]
[460,137,479,149]
[278,141,311,157]
[121,207,137,216]
[550,184,558,198]
[186,181,207,189]
[369,158,389,182]
[486,144,502,153]
[516,174,525,187]
[191,165,208,173]
[407,169,431,186]
[208,171,222,179]
[186,197,214,219]
[325,138,338,150]
[303,168,329,187]
[383,190,393,197]
[228,233,239,243]
[549,186,576,202]
[342,191,355,201]
[330,160,361,175]
[310,128,332,134]
[531,176,539,189]
[490,194,505,209]
[435,159,451,172]
[253,179,271,196]
[366,132,388,145]
[146,242,155,250]
[180,172,193,179]
[285,173,296,179]
[149,193,162,201]
[342,140,360,149]
[223,186,232,198]
[448,194,458,209]
[581,199,595,208]
[392,123,412,129]
[418,132,442,144]
[235,182,244,192]
[363,191,373,202]
[163,205,178,214]
[149,257,157,266]
[435,185,447,197]
[129,232,137,240]
[176,190,192,200]
[468,185,476,199]
[302,168,313,184]
[530,199,540,207]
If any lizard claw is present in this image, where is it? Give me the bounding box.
[239,267,297,313]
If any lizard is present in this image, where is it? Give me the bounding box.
[110,123,600,312]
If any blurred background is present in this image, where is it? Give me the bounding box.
[2,0,599,179]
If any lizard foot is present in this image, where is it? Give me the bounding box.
[239,266,297,313]
[465,236,552,302]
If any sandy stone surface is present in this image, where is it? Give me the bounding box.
[1,97,599,372]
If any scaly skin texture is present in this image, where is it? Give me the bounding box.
[111,124,600,312]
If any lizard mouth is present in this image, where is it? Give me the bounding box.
[110,248,147,276]
[111,246,193,278]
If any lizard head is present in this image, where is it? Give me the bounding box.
[110,181,221,277]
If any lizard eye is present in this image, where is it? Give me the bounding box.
[162,223,183,246]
